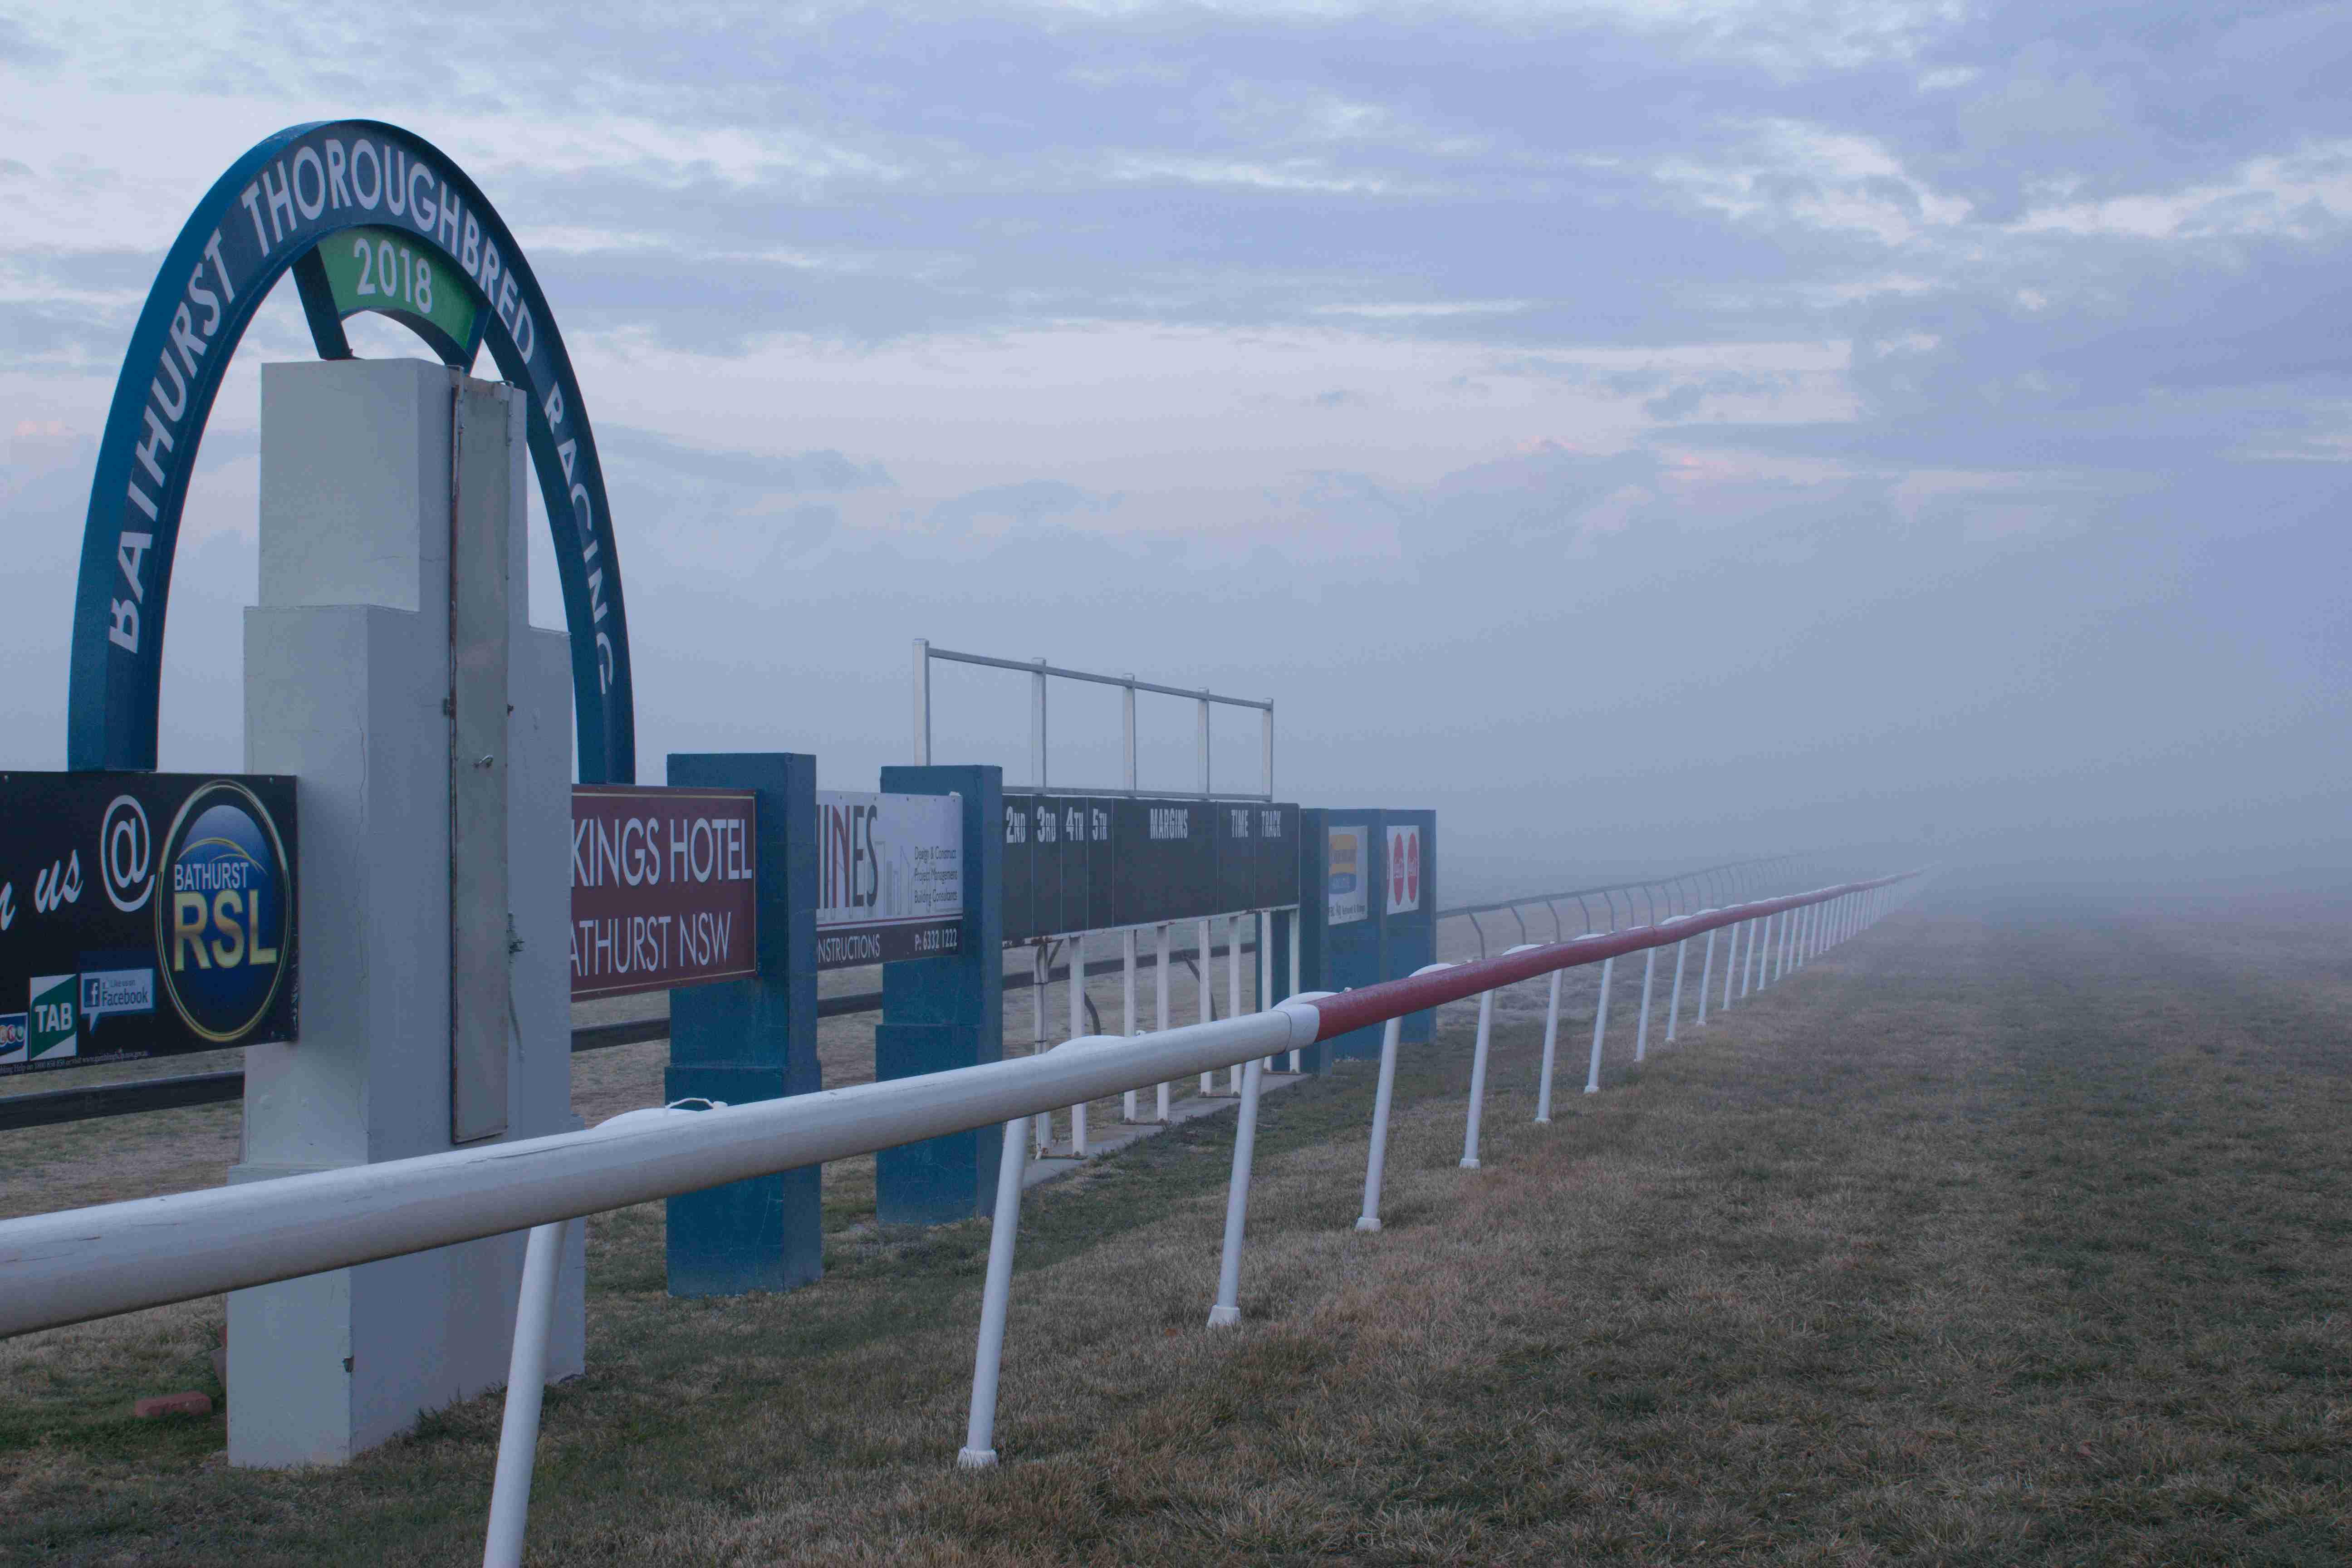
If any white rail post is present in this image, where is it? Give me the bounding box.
[1739,918,1756,998]
[1258,909,1274,1069]
[480,1220,568,1568]
[1666,938,1687,1043]
[1031,657,1049,789]
[959,1113,1032,1470]
[912,638,931,765]
[1261,706,1274,798]
[1633,947,1658,1062]
[1460,987,1497,1169]
[1760,911,1777,990]
[1584,954,1614,1094]
[1122,674,1139,1124]
[1206,1054,1265,1328]
[1033,945,1050,1155]
[1122,671,1137,793]
[1355,1014,1406,1232]
[1197,917,1215,1094]
[1534,969,1563,1123]
[1286,911,1303,1073]
[1697,927,1715,1026]
[1781,906,1795,976]
[1068,931,1088,1157]
[1121,929,1139,1122]
[1228,911,1247,1085]
[1724,922,1741,1009]
[1196,692,1210,797]
[1155,923,1172,1121]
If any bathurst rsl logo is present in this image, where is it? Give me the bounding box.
[155,779,293,1043]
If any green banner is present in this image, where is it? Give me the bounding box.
[318,225,479,354]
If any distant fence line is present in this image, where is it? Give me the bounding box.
[4,853,1853,1133]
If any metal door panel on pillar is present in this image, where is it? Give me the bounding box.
[876,765,1004,1224]
[664,751,819,1297]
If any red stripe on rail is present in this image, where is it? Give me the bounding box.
[1306,870,1921,1044]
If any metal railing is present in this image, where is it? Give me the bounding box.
[1436,853,1825,956]
[0,868,1923,1565]
[914,639,1274,799]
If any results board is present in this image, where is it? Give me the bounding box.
[1000,793,1298,942]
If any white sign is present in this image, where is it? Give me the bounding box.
[814,791,964,969]
[1384,823,1422,916]
[1326,826,1369,926]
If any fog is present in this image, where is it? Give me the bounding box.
[5,2,2346,908]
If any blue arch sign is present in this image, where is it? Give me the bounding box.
[69,120,636,782]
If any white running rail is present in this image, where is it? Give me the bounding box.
[0,870,1922,1566]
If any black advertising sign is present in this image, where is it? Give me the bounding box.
[0,771,299,1076]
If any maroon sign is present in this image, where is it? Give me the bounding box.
[571,785,757,1000]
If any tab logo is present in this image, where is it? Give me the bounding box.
[28,975,77,1062]
[156,780,294,1044]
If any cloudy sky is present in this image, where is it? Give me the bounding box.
[4,1,2345,892]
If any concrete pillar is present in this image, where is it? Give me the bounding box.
[229,358,582,1468]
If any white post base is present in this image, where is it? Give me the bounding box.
[957,1447,998,1470]
[1206,1305,1242,1328]
[1459,1157,1481,1170]
[1354,1215,1382,1233]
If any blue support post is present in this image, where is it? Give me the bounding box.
[1299,808,1386,1062]
[663,752,820,1296]
[874,765,1004,1223]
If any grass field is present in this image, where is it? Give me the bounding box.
[5,883,2351,1564]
